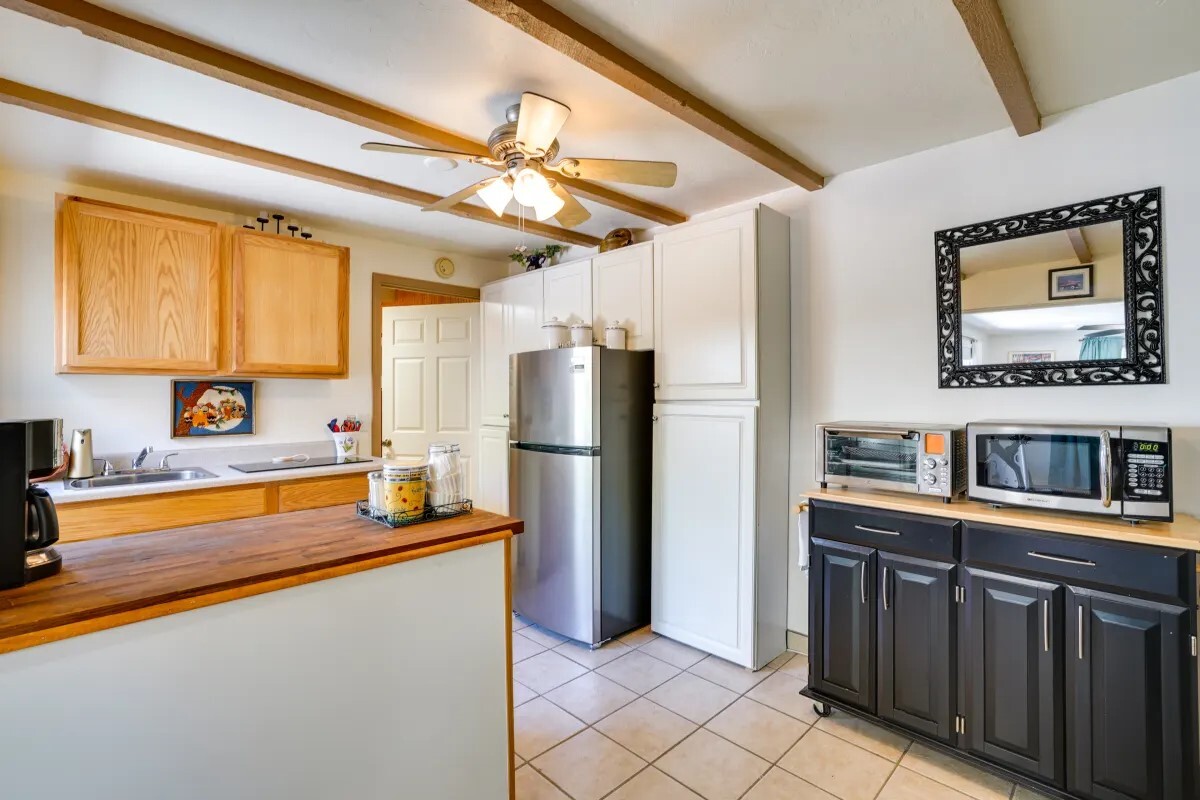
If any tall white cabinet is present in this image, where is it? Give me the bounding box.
[592,243,654,350]
[542,259,593,328]
[651,206,791,669]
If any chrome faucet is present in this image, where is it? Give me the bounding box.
[158,452,180,470]
[133,445,154,469]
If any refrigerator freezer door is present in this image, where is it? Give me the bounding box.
[511,347,599,448]
[510,445,600,643]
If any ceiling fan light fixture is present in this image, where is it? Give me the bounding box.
[512,167,555,208]
[532,190,566,222]
[477,177,514,217]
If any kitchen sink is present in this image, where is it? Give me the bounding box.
[65,468,218,490]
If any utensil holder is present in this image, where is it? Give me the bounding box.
[330,431,359,461]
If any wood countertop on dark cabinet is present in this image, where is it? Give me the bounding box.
[0,505,523,655]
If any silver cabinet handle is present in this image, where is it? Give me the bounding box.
[1100,429,1113,508]
[883,566,890,611]
[651,416,659,423]
[1078,605,1085,660]
[855,524,901,536]
[860,562,867,605]
[1027,551,1097,567]
[1042,599,1049,652]
[652,382,660,389]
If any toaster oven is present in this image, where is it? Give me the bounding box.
[967,422,1173,521]
[816,423,967,502]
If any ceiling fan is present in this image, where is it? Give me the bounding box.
[361,92,678,228]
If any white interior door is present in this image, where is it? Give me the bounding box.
[382,302,480,500]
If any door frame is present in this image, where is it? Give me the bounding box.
[371,272,480,457]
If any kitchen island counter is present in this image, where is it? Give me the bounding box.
[0,504,522,800]
[0,504,522,654]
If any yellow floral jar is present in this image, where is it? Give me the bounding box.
[382,463,428,521]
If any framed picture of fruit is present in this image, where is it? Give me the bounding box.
[171,380,255,438]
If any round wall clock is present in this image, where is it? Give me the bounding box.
[434,257,455,279]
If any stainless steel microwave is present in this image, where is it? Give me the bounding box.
[816,423,967,502]
[967,422,1173,521]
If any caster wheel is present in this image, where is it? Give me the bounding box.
[813,702,833,718]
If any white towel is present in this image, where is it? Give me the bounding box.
[798,507,811,571]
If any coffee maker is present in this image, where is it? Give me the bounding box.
[0,419,64,589]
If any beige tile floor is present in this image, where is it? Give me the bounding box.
[511,613,1054,800]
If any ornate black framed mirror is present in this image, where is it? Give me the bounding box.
[936,187,1165,388]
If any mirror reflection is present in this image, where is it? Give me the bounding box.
[959,219,1126,367]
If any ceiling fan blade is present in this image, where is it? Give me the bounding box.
[422,177,501,213]
[362,142,478,159]
[550,183,591,228]
[552,157,678,187]
[516,92,571,157]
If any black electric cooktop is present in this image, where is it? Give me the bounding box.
[229,456,373,473]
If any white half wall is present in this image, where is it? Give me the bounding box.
[0,168,509,453]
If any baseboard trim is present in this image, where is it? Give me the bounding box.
[786,630,808,655]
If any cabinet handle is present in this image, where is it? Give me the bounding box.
[1042,599,1049,652]
[855,524,901,536]
[503,413,510,419]
[882,566,890,611]
[1027,551,1096,567]
[651,416,659,423]
[1077,605,1085,660]
[860,562,867,605]
[652,382,660,389]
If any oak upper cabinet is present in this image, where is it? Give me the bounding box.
[228,230,350,378]
[654,209,767,401]
[542,259,593,329]
[592,243,653,350]
[56,196,221,374]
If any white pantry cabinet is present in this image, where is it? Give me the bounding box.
[651,403,757,666]
[653,209,766,401]
[477,425,510,515]
[542,259,593,329]
[592,243,653,350]
[479,271,544,427]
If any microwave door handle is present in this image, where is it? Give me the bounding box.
[1100,430,1113,508]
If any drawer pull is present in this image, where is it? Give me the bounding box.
[855,524,901,536]
[1042,599,1049,652]
[1027,551,1097,567]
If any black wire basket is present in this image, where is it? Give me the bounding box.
[355,499,473,528]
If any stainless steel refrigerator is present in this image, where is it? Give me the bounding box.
[509,346,654,646]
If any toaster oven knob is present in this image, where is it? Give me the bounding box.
[923,457,938,470]
[923,473,939,485]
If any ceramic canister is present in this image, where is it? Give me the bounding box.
[382,463,428,520]
[604,323,627,350]
[543,318,570,349]
[570,323,593,347]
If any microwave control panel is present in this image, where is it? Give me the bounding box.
[1121,437,1171,504]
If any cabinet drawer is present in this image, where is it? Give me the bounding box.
[963,522,1193,604]
[277,474,369,513]
[811,500,958,561]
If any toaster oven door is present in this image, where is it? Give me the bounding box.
[821,428,920,492]
[968,424,1117,514]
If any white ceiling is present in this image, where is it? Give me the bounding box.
[965,301,1125,333]
[961,220,1123,275]
[0,0,1197,257]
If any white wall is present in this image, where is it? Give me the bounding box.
[664,71,1200,634]
[0,168,508,453]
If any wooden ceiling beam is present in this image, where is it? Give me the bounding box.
[0,79,602,248]
[951,0,1041,135]
[1066,227,1092,265]
[0,0,685,226]
[468,0,826,191]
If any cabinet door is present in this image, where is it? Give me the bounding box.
[229,231,349,376]
[653,210,757,401]
[962,568,1063,785]
[504,271,545,355]
[57,197,221,374]
[1066,588,1194,800]
[593,244,653,350]
[477,426,509,515]
[651,403,757,666]
[542,259,592,329]
[480,284,509,427]
[810,538,876,711]
[878,552,955,740]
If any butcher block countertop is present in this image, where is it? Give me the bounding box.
[803,488,1200,552]
[0,505,523,655]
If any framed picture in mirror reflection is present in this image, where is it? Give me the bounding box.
[1048,264,1094,301]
